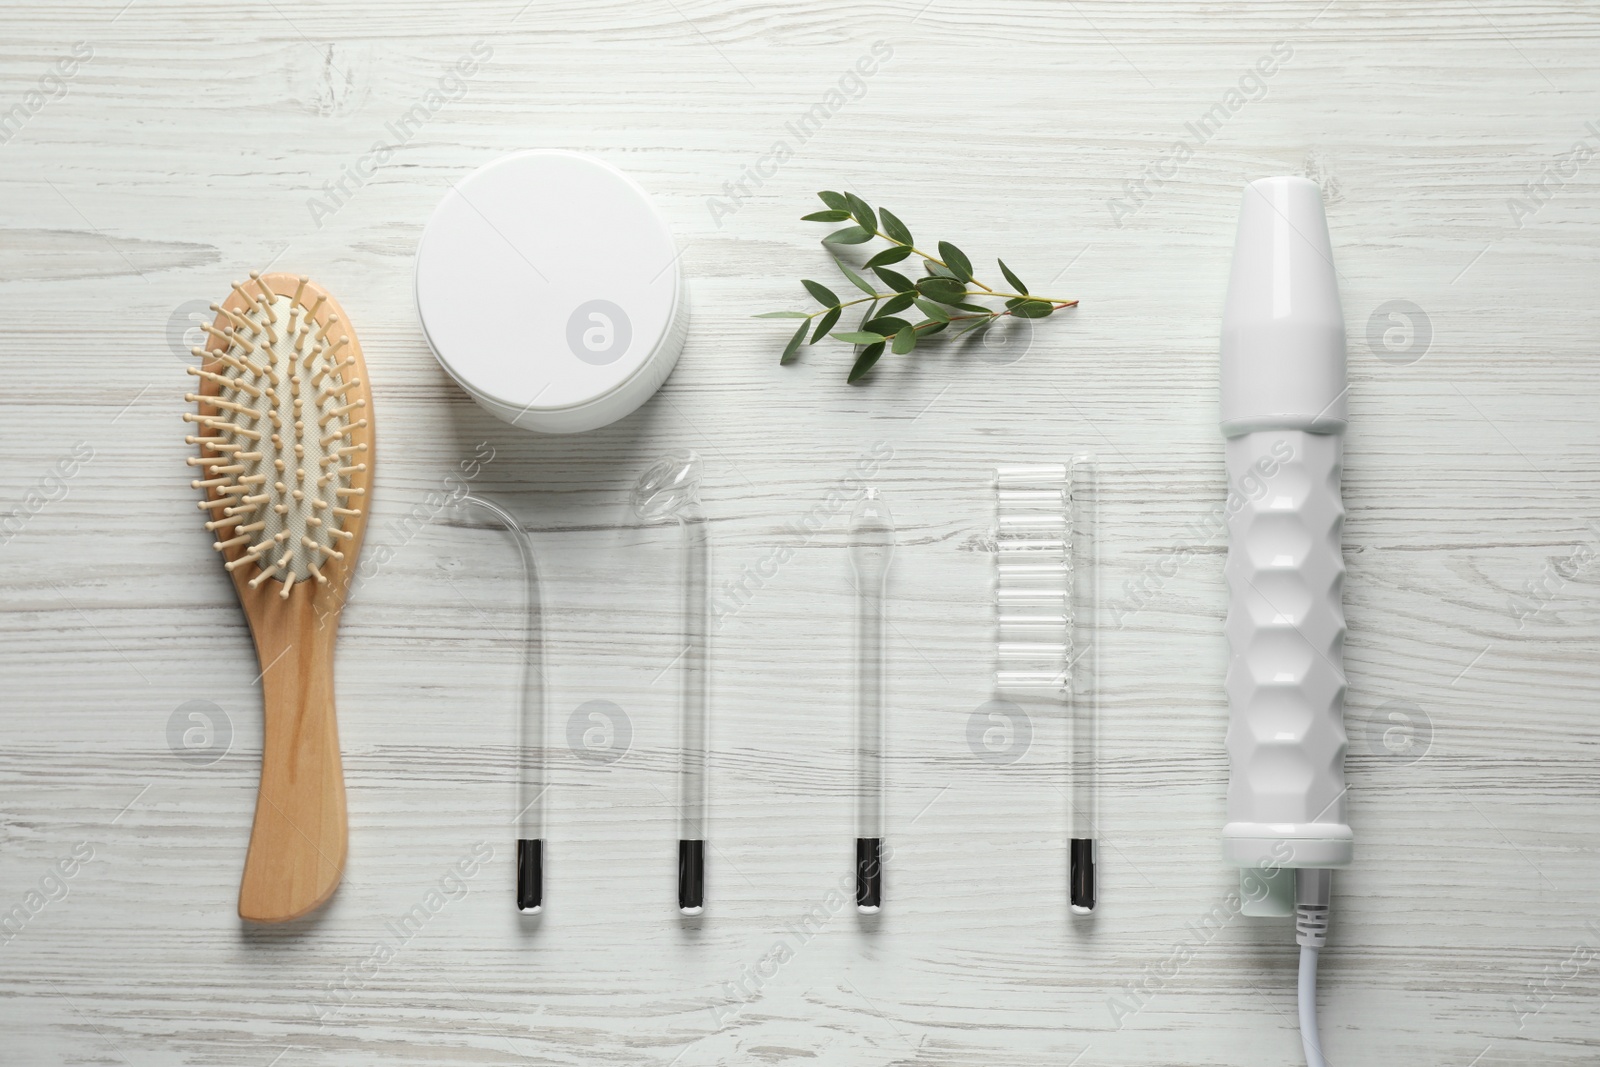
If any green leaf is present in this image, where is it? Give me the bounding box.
[916,277,968,305]
[802,279,840,307]
[880,208,913,246]
[892,326,917,355]
[916,321,948,337]
[1011,299,1054,318]
[998,258,1028,295]
[755,310,811,318]
[873,267,916,293]
[938,241,973,283]
[847,342,886,383]
[843,192,876,233]
[802,209,851,222]
[924,260,957,279]
[864,245,913,269]
[836,261,878,297]
[913,298,950,322]
[823,226,874,245]
[810,306,841,344]
[949,301,994,314]
[862,316,911,336]
[1004,296,1027,309]
[880,292,916,316]
[781,319,807,363]
[818,190,849,211]
[835,330,887,344]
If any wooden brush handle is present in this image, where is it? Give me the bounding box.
[237,590,348,922]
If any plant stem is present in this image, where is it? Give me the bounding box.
[914,300,1079,335]
[991,291,1078,305]
[872,229,997,293]
[800,293,897,319]
[802,290,1077,321]
[866,231,1076,306]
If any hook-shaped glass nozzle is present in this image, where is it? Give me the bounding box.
[456,494,546,915]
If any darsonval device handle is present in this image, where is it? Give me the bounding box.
[1221,177,1351,905]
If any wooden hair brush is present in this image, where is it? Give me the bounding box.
[185,272,373,922]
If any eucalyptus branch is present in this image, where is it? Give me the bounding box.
[757,189,1079,382]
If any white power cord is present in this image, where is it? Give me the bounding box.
[1294,870,1332,1067]
[1298,946,1325,1067]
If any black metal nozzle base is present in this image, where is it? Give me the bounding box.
[1069,838,1096,913]
[855,837,883,912]
[517,838,543,914]
[678,839,705,914]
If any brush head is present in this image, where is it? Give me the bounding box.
[186,273,373,600]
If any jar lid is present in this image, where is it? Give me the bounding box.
[415,150,684,433]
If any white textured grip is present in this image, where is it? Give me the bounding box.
[1223,429,1351,868]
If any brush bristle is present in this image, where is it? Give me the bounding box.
[187,275,366,598]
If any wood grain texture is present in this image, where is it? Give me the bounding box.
[1,1,1599,1064]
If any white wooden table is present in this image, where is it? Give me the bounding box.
[3,2,1598,1064]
